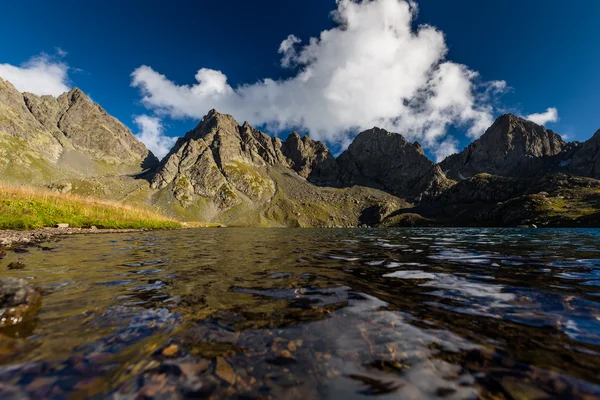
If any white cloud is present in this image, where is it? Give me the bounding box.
[131,0,513,155]
[434,136,459,162]
[134,115,178,159]
[0,53,70,96]
[55,47,68,58]
[525,107,559,126]
[279,35,302,67]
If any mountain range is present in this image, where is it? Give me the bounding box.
[1,76,599,227]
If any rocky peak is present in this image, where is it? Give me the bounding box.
[337,127,452,200]
[0,80,157,174]
[175,110,287,168]
[63,87,86,101]
[0,78,66,162]
[282,132,340,185]
[413,141,424,155]
[151,110,287,210]
[569,128,600,178]
[440,114,567,180]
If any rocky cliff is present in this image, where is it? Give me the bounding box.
[282,132,341,186]
[440,114,567,180]
[337,127,452,200]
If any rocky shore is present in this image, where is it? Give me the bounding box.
[0,227,147,249]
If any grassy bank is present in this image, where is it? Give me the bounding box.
[0,185,181,230]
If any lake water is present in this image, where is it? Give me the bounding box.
[1,228,600,399]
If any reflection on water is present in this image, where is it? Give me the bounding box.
[1,228,600,398]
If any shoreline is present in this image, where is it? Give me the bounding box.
[0,227,154,249]
[0,224,589,250]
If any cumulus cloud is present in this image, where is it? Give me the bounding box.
[434,136,459,162]
[525,107,559,126]
[131,0,513,154]
[0,53,70,96]
[134,115,178,159]
[279,35,302,67]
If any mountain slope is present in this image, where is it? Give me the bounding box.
[440,114,567,180]
[0,78,157,184]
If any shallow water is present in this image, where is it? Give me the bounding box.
[1,228,600,399]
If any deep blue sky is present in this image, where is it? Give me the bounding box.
[1,0,599,157]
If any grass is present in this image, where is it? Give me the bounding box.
[0,184,182,230]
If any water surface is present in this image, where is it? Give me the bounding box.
[1,228,600,399]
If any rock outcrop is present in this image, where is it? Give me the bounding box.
[337,127,452,200]
[440,114,567,180]
[282,132,340,186]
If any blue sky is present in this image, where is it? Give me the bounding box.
[0,0,599,161]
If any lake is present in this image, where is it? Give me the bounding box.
[1,228,600,399]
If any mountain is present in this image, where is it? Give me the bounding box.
[281,132,341,186]
[2,78,600,228]
[439,114,567,180]
[569,129,600,178]
[408,172,600,227]
[337,127,452,200]
[151,110,283,212]
[150,110,407,226]
[0,77,156,184]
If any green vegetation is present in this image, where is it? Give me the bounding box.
[0,185,181,230]
[223,161,274,198]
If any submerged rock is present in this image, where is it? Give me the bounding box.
[7,262,26,270]
[0,278,42,328]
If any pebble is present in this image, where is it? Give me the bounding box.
[162,344,179,357]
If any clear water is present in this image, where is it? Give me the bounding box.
[1,228,600,399]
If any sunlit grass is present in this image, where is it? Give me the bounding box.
[0,184,181,230]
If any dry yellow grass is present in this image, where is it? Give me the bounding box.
[0,184,181,230]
